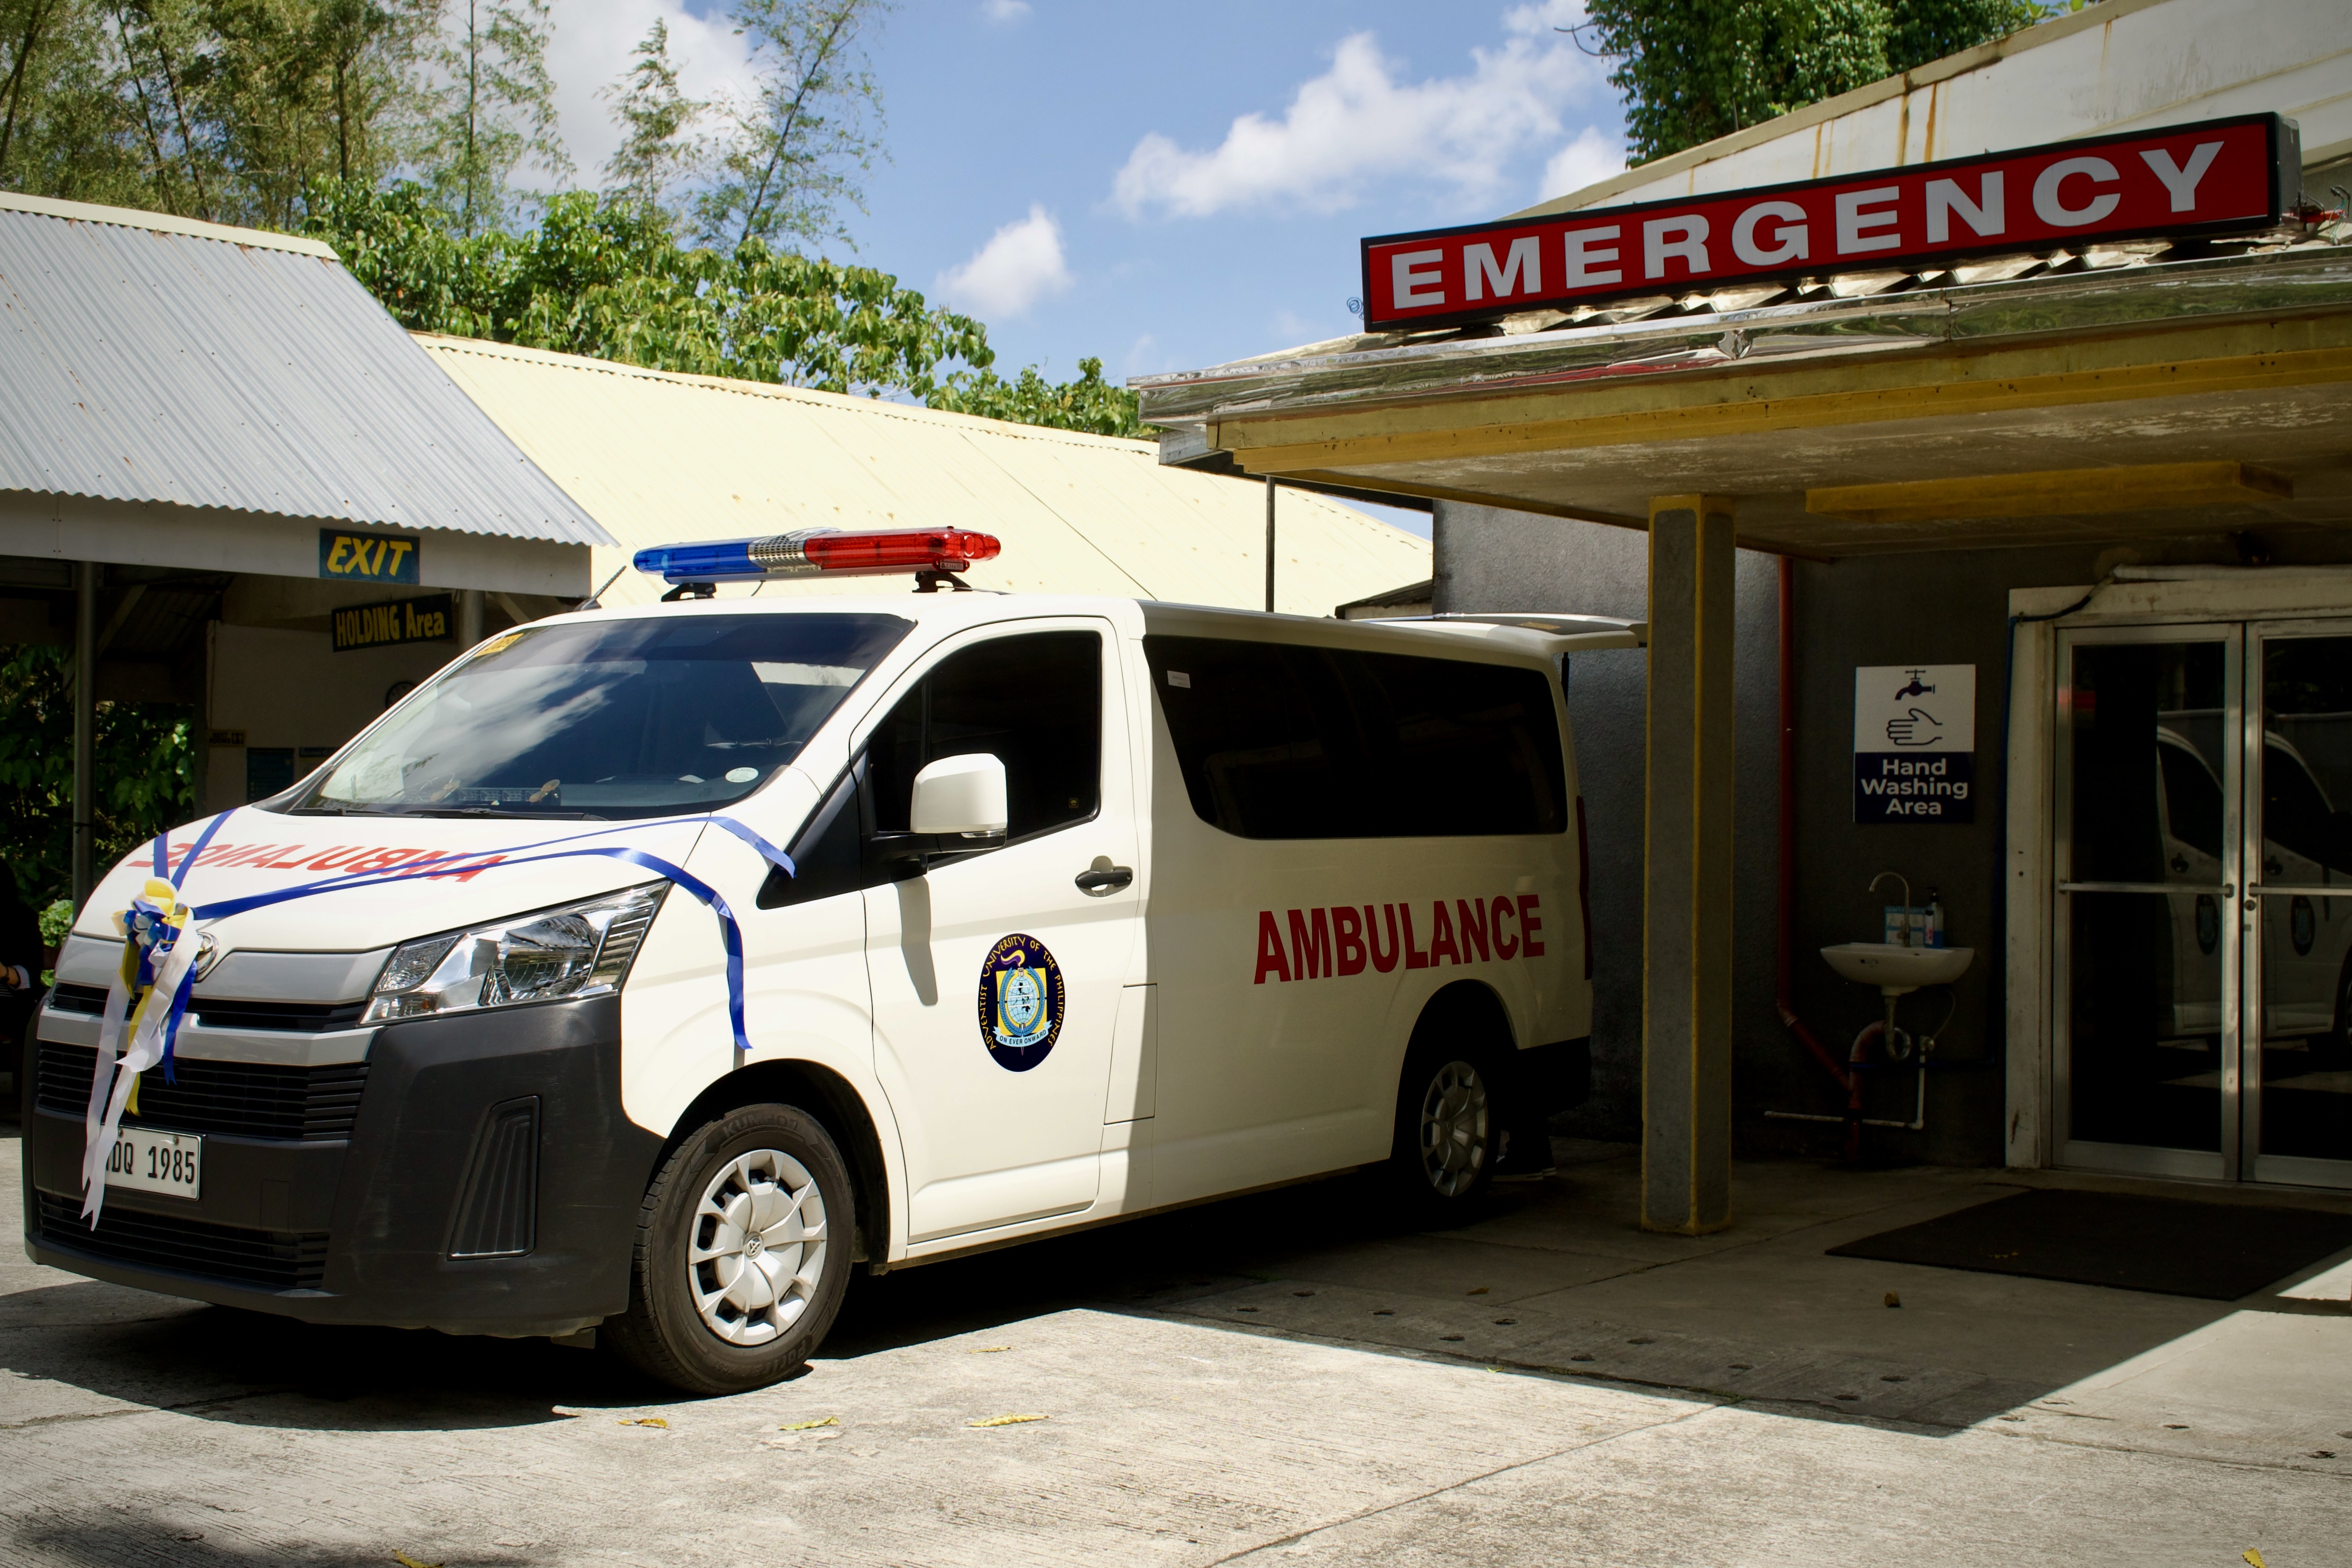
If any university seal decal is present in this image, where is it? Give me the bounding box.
[978,934,1064,1073]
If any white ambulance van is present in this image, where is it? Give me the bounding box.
[27,530,1604,1394]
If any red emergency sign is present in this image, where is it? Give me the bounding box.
[1359,113,2296,331]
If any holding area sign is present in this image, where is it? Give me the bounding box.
[1361,114,2295,331]
[1856,665,1975,824]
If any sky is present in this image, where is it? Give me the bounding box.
[539,1,1632,537]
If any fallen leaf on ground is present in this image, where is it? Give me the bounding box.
[1884,1292,1902,1308]
[2243,1550,2266,1568]
[969,1413,1048,1427]
[1466,1287,1490,1295]
[967,1346,1011,1354]
[392,1554,442,1568]
[779,1417,839,1432]
[617,1417,669,1429]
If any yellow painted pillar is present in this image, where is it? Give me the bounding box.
[1643,494,1736,1235]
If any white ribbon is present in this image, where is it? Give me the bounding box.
[79,883,202,1223]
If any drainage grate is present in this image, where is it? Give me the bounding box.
[36,1193,328,1291]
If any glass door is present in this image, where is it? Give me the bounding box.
[2055,627,2242,1179]
[2247,623,2352,1188]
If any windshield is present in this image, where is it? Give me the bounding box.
[293,613,912,820]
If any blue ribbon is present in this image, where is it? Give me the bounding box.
[142,811,795,1063]
[148,809,230,1081]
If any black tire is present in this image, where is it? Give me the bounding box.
[605,1102,855,1396]
[1389,1041,1499,1215]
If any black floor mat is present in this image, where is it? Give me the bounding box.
[1826,1187,2352,1300]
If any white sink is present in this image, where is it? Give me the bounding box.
[1821,942,1974,995]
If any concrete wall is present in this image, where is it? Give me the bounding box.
[1436,500,2352,1169]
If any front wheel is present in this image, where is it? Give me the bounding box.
[605,1102,855,1396]
[1391,1048,1497,1214]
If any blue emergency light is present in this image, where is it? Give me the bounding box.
[632,527,1001,585]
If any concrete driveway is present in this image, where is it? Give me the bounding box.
[5,1132,2349,1567]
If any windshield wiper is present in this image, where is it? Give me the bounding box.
[408,806,607,820]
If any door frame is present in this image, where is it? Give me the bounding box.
[2007,573,2352,1186]
[2049,620,2240,1183]
[2245,616,2352,1190]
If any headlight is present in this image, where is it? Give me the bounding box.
[364,882,669,1023]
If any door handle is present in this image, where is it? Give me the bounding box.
[1075,864,1133,895]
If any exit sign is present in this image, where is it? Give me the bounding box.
[1360,114,2297,331]
[319,528,420,585]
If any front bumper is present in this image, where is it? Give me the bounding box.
[24,995,664,1337]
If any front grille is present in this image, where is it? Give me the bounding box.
[36,1193,327,1291]
[51,982,367,1034]
[51,983,104,1015]
[36,1044,367,1141]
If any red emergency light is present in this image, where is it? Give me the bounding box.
[633,527,1002,587]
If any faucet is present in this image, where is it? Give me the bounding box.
[1869,870,1913,947]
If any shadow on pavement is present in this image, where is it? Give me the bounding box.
[0,1290,658,1431]
[5,1510,540,1568]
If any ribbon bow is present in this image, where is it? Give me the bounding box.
[79,878,206,1221]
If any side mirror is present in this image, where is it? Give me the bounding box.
[910,753,1008,838]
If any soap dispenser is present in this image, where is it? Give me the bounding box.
[1924,888,1945,949]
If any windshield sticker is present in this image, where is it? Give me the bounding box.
[979,934,1064,1073]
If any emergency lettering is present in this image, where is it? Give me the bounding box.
[1253,894,1548,983]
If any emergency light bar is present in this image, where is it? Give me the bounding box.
[632,528,1001,585]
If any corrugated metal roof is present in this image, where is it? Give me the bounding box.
[418,334,1431,613]
[0,197,611,545]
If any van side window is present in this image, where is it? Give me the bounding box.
[1344,649,1568,836]
[867,631,1102,841]
[1131,638,1360,838]
[1144,635,1566,839]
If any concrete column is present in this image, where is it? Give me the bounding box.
[456,588,485,647]
[71,561,97,910]
[1643,495,1736,1235]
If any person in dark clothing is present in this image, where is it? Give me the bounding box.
[0,881,45,1109]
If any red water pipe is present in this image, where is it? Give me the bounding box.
[1775,555,1862,1153]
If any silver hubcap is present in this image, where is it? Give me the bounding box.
[688,1148,827,1346]
[1418,1060,1490,1197]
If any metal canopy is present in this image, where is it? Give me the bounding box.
[0,193,611,546]
[1135,243,2352,558]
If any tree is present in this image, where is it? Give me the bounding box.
[307,176,996,399]
[600,17,704,216]
[0,643,196,908]
[419,0,566,235]
[1584,0,2046,164]
[694,0,886,252]
[0,0,150,205]
[928,358,1149,440]
[0,0,439,228]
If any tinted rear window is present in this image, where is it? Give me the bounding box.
[1143,634,1565,840]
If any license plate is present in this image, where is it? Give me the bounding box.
[104,1128,202,1200]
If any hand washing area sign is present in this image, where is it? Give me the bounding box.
[1854,664,1975,823]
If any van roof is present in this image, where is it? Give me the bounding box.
[545,589,1586,663]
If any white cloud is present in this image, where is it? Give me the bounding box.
[935,206,1074,319]
[545,0,761,193]
[1110,11,1610,220]
[1538,125,1624,204]
[981,0,1031,21]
